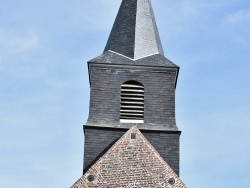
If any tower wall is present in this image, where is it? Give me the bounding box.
[87,65,177,130]
[79,0,183,183]
[84,126,180,175]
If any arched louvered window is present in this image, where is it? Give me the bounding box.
[120,81,144,123]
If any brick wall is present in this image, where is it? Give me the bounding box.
[73,126,186,188]
[83,126,180,176]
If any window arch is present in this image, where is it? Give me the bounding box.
[120,80,144,123]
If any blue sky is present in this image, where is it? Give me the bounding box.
[0,0,250,187]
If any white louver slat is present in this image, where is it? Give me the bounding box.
[120,81,144,123]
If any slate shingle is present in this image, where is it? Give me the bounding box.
[89,51,179,68]
[104,0,165,60]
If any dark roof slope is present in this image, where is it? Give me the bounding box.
[104,0,164,60]
[89,50,178,68]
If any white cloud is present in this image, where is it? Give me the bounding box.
[225,9,250,25]
[154,0,247,39]
[0,29,39,54]
[154,1,201,35]
[64,0,121,32]
[218,8,250,46]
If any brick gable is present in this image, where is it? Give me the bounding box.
[72,126,186,188]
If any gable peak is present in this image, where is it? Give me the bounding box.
[71,126,186,188]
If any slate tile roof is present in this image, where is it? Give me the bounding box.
[71,126,186,188]
[89,51,178,68]
[104,0,165,60]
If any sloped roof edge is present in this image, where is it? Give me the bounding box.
[104,0,164,59]
[88,51,179,68]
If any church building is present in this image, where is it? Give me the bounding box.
[71,0,186,187]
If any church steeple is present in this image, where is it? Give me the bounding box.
[86,0,180,132]
[104,0,164,59]
[71,0,186,186]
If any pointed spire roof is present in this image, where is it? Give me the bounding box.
[104,0,164,60]
[71,126,186,188]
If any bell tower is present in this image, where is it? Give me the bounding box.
[84,0,181,175]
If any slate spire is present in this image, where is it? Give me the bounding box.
[104,0,164,60]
